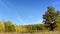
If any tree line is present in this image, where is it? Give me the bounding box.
[0,20,45,32]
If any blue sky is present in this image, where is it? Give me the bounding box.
[0,0,60,25]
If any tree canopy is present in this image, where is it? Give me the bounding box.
[43,6,60,30]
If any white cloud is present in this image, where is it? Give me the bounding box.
[35,18,43,24]
[15,12,27,25]
[17,17,25,25]
[17,16,25,24]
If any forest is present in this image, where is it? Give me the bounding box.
[0,6,60,33]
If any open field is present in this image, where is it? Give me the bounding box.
[0,31,60,34]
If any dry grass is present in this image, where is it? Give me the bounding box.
[0,31,60,34]
[33,31,60,34]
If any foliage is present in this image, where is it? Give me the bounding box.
[43,6,60,31]
[0,20,5,32]
[5,21,16,32]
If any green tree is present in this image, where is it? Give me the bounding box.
[0,20,5,32]
[55,11,60,30]
[43,6,60,31]
[5,21,16,32]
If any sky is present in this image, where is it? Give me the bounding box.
[0,0,60,25]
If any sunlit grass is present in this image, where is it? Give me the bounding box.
[0,31,60,34]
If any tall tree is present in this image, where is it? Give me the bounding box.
[43,6,60,30]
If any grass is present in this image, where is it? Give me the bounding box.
[0,31,60,34]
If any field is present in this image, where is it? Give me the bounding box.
[0,31,60,34]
